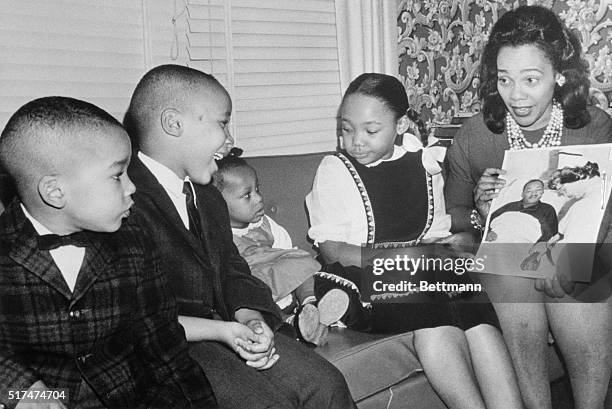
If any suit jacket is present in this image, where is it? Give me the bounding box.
[128,156,281,327]
[0,200,216,409]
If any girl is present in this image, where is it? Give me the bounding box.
[445,6,612,409]
[306,73,522,409]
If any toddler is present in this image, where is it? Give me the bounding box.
[214,154,348,346]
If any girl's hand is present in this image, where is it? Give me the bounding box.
[474,168,506,218]
[436,232,479,254]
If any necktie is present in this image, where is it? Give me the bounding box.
[38,232,90,250]
[183,181,203,241]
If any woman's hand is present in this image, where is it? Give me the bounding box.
[534,273,575,298]
[474,168,506,218]
[535,234,574,297]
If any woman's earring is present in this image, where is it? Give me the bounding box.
[556,75,566,87]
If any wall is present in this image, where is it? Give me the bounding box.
[397,0,612,127]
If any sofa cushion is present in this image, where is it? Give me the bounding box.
[247,152,329,255]
[355,373,447,409]
[316,328,428,403]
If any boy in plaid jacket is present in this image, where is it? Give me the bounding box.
[0,97,216,409]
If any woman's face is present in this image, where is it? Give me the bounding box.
[559,179,587,199]
[496,44,559,131]
[339,94,402,165]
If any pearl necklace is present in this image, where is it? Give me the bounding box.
[506,101,564,150]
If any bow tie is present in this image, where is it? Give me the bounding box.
[38,232,90,250]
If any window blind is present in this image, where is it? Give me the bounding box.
[0,0,146,128]
[0,0,342,156]
[183,0,342,156]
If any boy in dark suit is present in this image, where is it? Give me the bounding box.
[124,64,355,409]
[0,97,216,409]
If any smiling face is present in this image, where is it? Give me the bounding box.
[521,180,544,207]
[497,44,559,131]
[219,166,265,229]
[339,94,402,165]
[62,126,135,233]
[178,84,232,185]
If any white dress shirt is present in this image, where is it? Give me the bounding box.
[306,135,451,246]
[22,204,85,292]
[138,151,195,229]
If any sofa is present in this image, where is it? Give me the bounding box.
[0,154,566,409]
[247,152,567,409]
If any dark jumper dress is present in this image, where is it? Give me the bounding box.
[315,151,500,334]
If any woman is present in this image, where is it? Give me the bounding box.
[445,6,612,409]
[548,161,604,244]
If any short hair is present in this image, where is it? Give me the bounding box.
[523,179,544,191]
[479,6,590,133]
[342,73,428,146]
[124,64,223,146]
[212,155,255,192]
[0,96,122,192]
[548,161,600,189]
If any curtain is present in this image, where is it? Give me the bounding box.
[334,0,398,93]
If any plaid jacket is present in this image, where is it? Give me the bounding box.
[0,200,217,408]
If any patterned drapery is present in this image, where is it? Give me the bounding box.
[397,0,612,128]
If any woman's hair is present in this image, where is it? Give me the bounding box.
[212,153,254,192]
[548,161,600,189]
[479,5,590,133]
[342,73,429,146]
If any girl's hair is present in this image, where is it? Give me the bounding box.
[479,5,590,133]
[212,154,254,192]
[548,161,600,189]
[342,73,429,146]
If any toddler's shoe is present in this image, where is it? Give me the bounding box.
[296,289,349,346]
[317,288,349,327]
[293,303,320,346]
